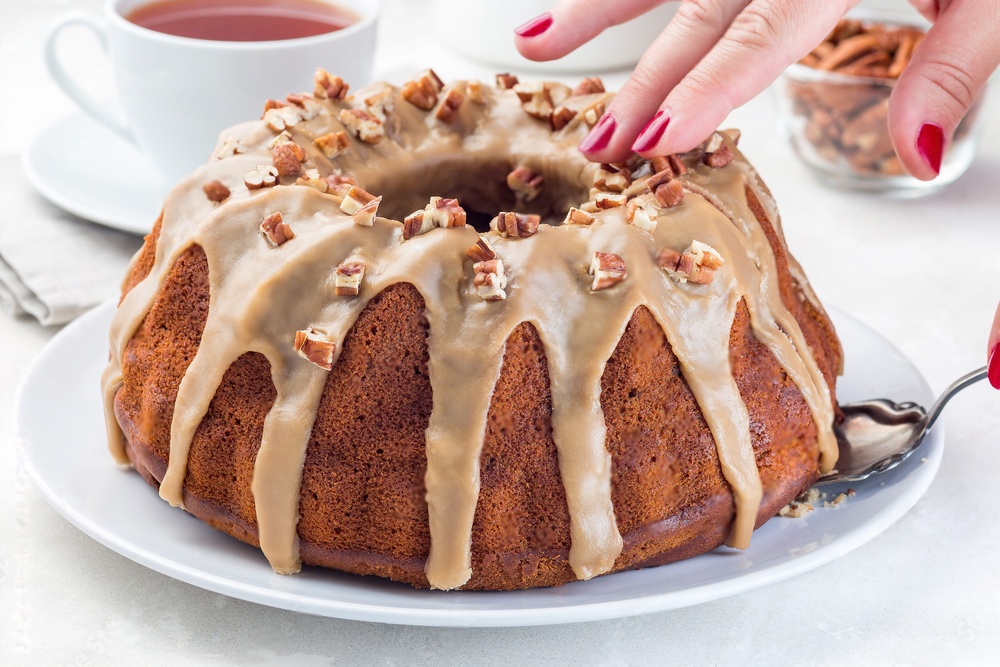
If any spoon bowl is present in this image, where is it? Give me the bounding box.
[818,367,988,486]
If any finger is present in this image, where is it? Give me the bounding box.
[887,0,1000,180]
[577,0,751,162]
[514,0,669,61]
[908,0,942,22]
[989,302,1000,389]
[632,0,858,158]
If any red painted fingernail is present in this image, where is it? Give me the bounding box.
[917,123,944,175]
[632,110,671,153]
[515,12,553,37]
[989,343,1000,389]
[579,112,617,153]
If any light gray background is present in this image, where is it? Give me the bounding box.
[2,1,998,664]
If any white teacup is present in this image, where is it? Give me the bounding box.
[46,0,379,183]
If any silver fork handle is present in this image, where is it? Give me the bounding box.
[925,367,989,431]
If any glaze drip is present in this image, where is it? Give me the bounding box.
[102,76,838,589]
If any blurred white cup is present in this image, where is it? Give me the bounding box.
[45,0,379,183]
[432,0,677,72]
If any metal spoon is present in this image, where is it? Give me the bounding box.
[817,367,989,486]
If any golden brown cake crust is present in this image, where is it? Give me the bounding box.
[115,185,840,589]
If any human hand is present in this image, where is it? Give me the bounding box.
[514,0,1000,180]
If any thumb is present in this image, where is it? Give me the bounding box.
[888,0,1000,180]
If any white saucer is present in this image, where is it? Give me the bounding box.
[15,302,943,627]
[23,112,167,235]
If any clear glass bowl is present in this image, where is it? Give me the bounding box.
[776,19,986,196]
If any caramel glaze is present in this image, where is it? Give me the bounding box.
[103,77,842,590]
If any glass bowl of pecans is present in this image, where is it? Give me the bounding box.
[777,15,986,194]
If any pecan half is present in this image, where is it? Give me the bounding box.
[272,140,307,177]
[590,252,627,291]
[244,165,279,190]
[490,211,540,238]
[334,261,366,296]
[507,166,544,200]
[260,211,294,247]
[294,327,336,370]
[202,180,230,204]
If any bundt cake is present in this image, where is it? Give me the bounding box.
[101,69,843,591]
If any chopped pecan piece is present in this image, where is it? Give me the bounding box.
[423,196,467,228]
[325,173,357,196]
[550,106,577,131]
[294,327,336,370]
[340,108,385,144]
[495,73,519,90]
[507,166,544,200]
[272,140,307,177]
[213,136,246,159]
[466,80,486,104]
[473,259,508,301]
[651,154,688,176]
[334,261,366,296]
[286,93,322,120]
[626,198,657,233]
[590,252,627,291]
[202,180,230,204]
[653,179,685,207]
[435,87,466,123]
[466,235,497,263]
[244,164,279,190]
[339,185,377,215]
[352,196,382,227]
[402,69,445,110]
[563,207,595,226]
[314,68,348,100]
[594,192,626,209]
[490,211,540,239]
[314,130,350,158]
[594,165,631,192]
[263,106,302,132]
[572,77,605,96]
[513,81,554,121]
[582,100,606,126]
[702,133,734,168]
[295,169,329,193]
[402,210,433,240]
[262,99,288,115]
[659,240,724,284]
[260,211,294,247]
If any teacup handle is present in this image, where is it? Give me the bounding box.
[45,12,134,143]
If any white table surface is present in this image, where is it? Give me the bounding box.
[2,1,998,664]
